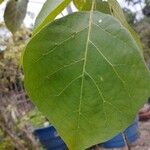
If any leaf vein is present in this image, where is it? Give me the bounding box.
[92,22,136,51]
[89,40,132,100]
[56,75,82,96]
[33,26,89,63]
[85,71,108,126]
[46,58,84,79]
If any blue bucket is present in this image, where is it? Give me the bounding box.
[34,126,68,150]
[101,118,139,148]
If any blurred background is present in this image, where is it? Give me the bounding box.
[0,0,150,150]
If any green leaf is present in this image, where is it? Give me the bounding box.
[4,0,28,33]
[107,0,143,52]
[73,0,110,13]
[0,0,4,4]
[73,0,143,54]
[23,11,150,150]
[33,0,71,35]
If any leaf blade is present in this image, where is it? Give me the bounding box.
[73,0,143,54]
[0,0,4,4]
[4,0,28,33]
[23,11,150,150]
[33,0,71,35]
[73,0,110,13]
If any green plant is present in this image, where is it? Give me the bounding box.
[4,0,28,33]
[0,136,15,150]
[0,0,3,4]
[2,0,150,150]
[19,108,46,128]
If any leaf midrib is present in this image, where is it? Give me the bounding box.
[74,0,96,146]
[74,2,132,146]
